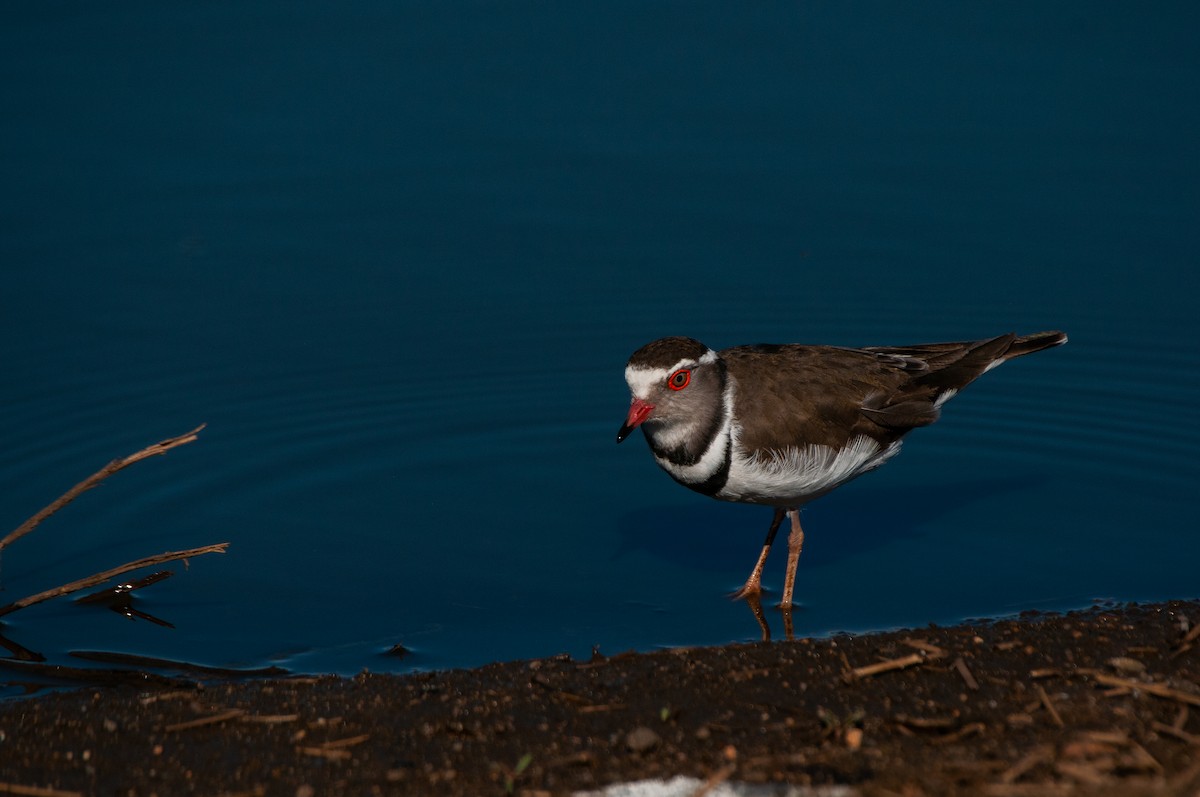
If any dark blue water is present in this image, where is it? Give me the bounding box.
[2,4,1197,689]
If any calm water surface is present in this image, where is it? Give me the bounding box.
[1,4,1197,690]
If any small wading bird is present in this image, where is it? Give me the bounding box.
[617,331,1066,610]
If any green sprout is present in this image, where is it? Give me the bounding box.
[504,753,533,794]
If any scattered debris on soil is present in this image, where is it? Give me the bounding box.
[3,600,1200,796]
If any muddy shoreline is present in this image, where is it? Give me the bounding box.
[3,599,1199,796]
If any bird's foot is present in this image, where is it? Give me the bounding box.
[729,581,763,602]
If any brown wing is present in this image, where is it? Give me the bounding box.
[721,344,917,454]
[722,331,1066,456]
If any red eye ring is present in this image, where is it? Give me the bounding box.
[668,368,691,390]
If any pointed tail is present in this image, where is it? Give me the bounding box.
[1005,330,1068,361]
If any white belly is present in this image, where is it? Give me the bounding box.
[718,435,902,506]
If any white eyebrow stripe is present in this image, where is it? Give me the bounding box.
[625,363,684,398]
[624,349,717,398]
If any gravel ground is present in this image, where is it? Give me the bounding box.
[3,600,1200,796]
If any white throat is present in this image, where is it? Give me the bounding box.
[644,370,736,487]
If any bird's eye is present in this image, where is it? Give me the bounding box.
[668,369,691,390]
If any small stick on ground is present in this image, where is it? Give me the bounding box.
[954,656,980,691]
[1092,673,1200,708]
[0,782,84,797]
[297,746,352,761]
[689,763,736,797]
[1153,721,1200,745]
[1036,685,1065,727]
[932,721,986,745]
[0,544,229,618]
[0,424,205,553]
[1129,740,1165,774]
[902,638,947,658]
[849,652,925,680]
[999,743,1055,784]
[1077,729,1129,745]
[318,734,371,750]
[164,708,246,732]
[1175,623,1200,657]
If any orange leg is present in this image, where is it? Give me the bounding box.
[780,509,805,608]
[731,507,786,600]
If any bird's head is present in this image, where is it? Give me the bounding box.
[617,336,725,445]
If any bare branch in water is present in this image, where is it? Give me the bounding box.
[0,543,228,618]
[0,424,206,553]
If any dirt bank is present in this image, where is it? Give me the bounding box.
[3,600,1199,796]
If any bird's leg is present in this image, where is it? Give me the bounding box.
[780,509,805,608]
[731,507,786,600]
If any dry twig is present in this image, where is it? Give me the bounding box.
[1153,721,1200,745]
[1036,684,1065,727]
[1054,760,1110,786]
[1093,673,1200,708]
[849,652,925,680]
[932,721,986,745]
[297,746,351,761]
[954,656,980,691]
[164,708,246,732]
[319,733,371,750]
[1175,623,1200,657]
[999,744,1055,784]
[902,638,947,657]
[295,736,369,762]
[0,782,84,797]
[1,425,205,553]
[689,763,736,797]
[0,544,229,618]
[241,714,301,725]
